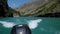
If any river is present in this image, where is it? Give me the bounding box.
[0,17,60,34]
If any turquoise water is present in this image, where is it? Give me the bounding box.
[0,17,60,34]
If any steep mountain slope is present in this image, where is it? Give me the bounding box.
[14,0,51,16]
[14,0,60,17]
[0,0,60,17]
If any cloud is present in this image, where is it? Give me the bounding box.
[27,19,42,29]
[0,21,16,28]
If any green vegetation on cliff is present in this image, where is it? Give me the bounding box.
[22,0,60,17]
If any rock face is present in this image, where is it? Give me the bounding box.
[15,0,51,16]
[0,0,13,17]
[0,0,60,17]
[14,0,60,17]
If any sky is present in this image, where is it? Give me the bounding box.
[7,0,32,8]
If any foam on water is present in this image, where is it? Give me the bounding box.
[0,21,16,28]
[28,19,42,29]
[0,19,42,29]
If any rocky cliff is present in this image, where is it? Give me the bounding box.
[0,0,13,17]
[14,0,60,17]
[0,0,60,17]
